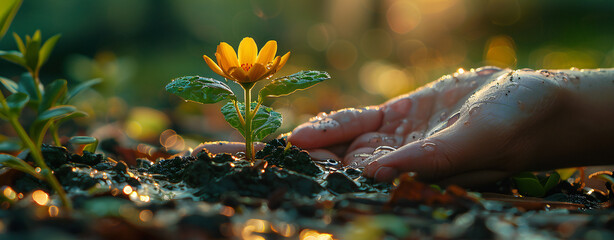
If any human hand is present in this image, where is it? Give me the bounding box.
[288,67,614,186]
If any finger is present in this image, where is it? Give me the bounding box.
[306,148,340,162]
[364,101,519,182]
[191,141,266,156]
[343,147,375,166]
[321,143,351,158]
[288,107,383,149]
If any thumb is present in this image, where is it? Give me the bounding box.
[364,102,519,182]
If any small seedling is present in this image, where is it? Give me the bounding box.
[167,37,330,161]
[512,171,560,197]
[589,171,614,197]
[0,0,99,211]
[70,136,99,154]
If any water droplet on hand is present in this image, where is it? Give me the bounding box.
[468,106,480,116]
[420,142,436,152]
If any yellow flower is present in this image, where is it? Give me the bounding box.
[203,37,290,83]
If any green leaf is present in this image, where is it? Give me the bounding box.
[64,78,101,104]
[70,136,98,153]
[251,105,282,141]
[56,110,88,124]
[542,171,560,193]
[555,168,577,181]
[30,105,77,146]
[0,153,40,178]
[221,102,282,141]
[52,111,88,133]
[13,32,25,53]
[512,172,545,197]
[37,105,77,122]
[0,76,18,93]
[17,73,41,107]
[221,101,246,137]
[24,34,41,71]
[5,92,28,116]
[38,79,67,112]
[258,70,330,100]
[166,76,236,104]
[37,34,60,68]
[0,50,26,67]
[32,30,41,41]
[590,173,614,192]
[0,0,22,40]
[0,140,21,152]
[69,136,97,145]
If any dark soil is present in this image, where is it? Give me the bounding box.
[1,139,613,239]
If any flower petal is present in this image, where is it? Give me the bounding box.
[216,52,233,77]
[217,42,240,69]
[203,54,231,79]
[247,63,267,81]
[261,56,282,79]
[228,67,249,83]
[238,37,257,65]
[276,52,291,71]
[256,40,277,65]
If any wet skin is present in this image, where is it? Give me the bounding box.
[195,67,614,186]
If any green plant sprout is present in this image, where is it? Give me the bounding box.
[0,0,99,211]
[0,29,102,147]
[589,171,613,198]
[166,37,330,161]
[512,171,560,197]
[69,136,99,154]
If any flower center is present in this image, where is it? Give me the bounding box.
[241,63,252,72]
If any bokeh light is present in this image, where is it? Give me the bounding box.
[359,61,414,98]
[32,190,49,206]
[139,209,153,222]
[484,35,517,68]
[48,206,60,217]
[387,0,422,34]
[2,187,16,201]
[123,185,133,195]
[326,40,358,70]
[299,229,334,240]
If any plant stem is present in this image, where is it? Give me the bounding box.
[49,123,62,147]
[29,70,43,102]
[7,115,72,211]
[241,82,255,161]
[233,100,246,127]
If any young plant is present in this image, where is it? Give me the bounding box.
[0,91,72,210]
[512,171,560,197]
[0,31,101,147]
[167,37,330,161]
[0,0,98,210]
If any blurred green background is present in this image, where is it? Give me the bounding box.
[1,0,614,150]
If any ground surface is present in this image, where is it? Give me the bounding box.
[0,138,613,239]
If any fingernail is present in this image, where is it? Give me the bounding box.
[374,167,398,182]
